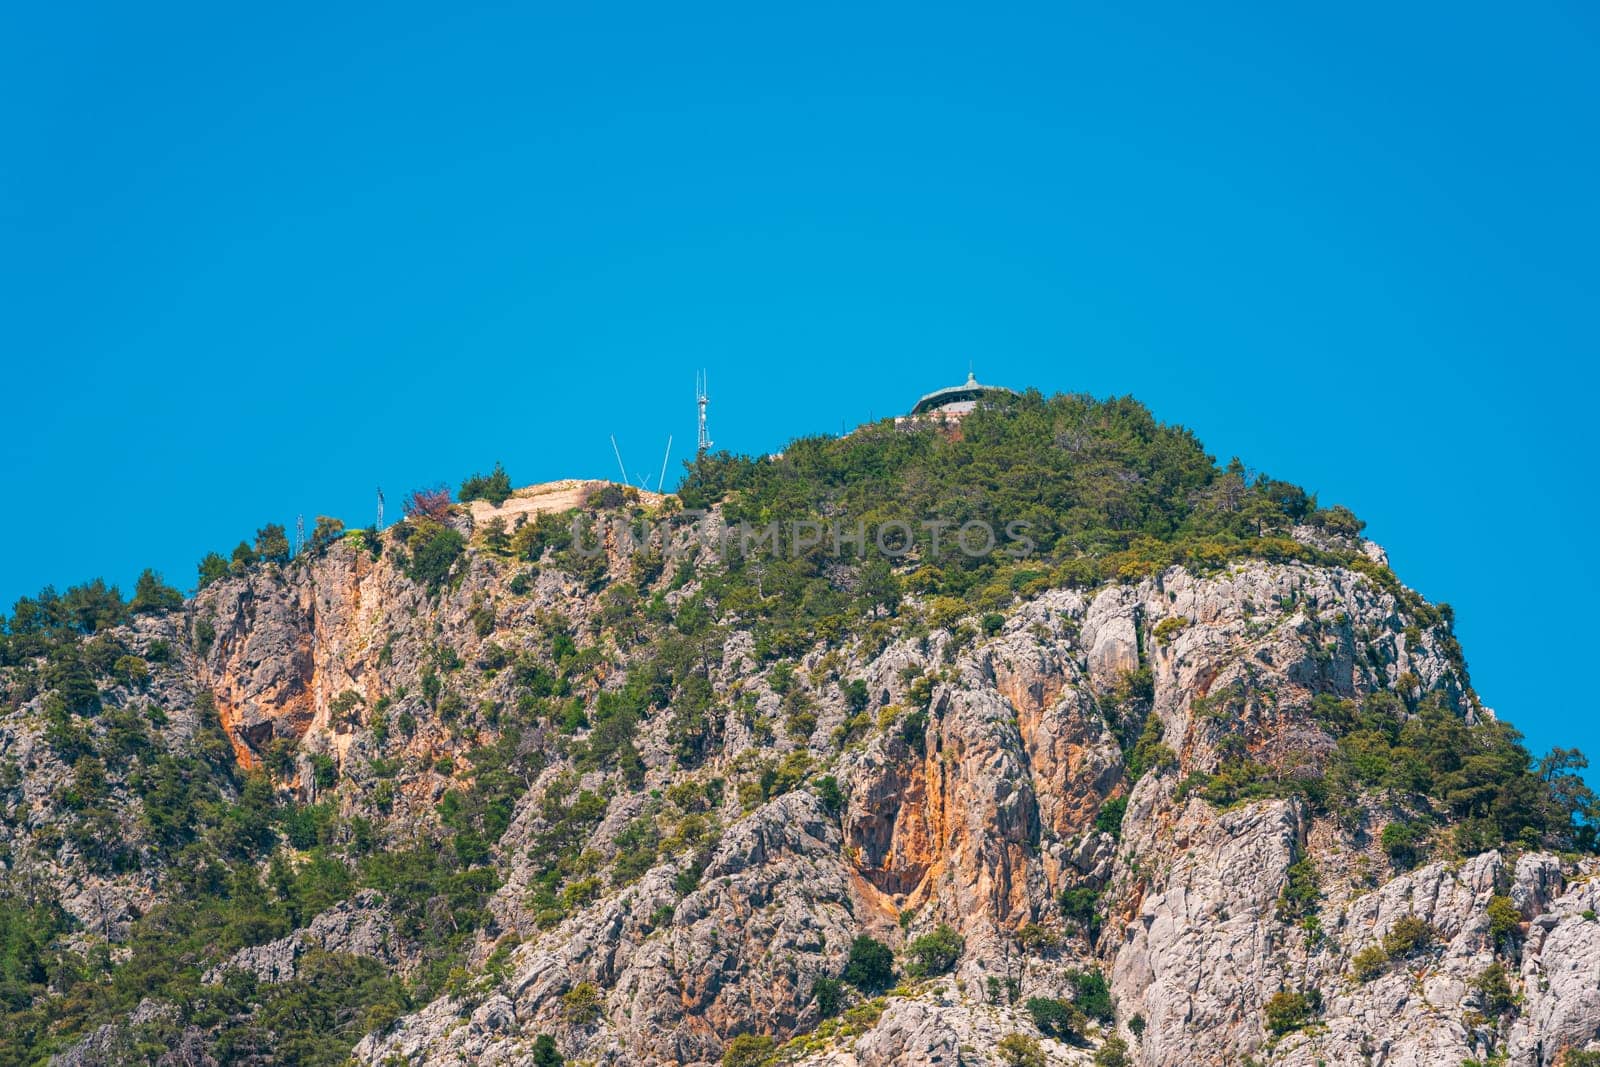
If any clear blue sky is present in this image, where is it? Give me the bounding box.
[3,3,1596,770]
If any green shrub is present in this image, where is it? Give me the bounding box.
[255,523,291,563]
[812,975,846,1018]
[842,935,895,993]
[905,923,963,977]
[1094,796,1128,840]
[1472,963,1516,1016]
[1351,945,1388,981]
[112,654,149,687]
[1152,615,1189,645]
[1025,996,1084,1039]
[1277,858,1320,923]
[721,1033,776,1067]
[998,1033,1046,1067]
[130,569,183,614]
[813,775,845,815]
[899,708,929,751]
[1127,714,1176,781]
[531,1033,564,1066]
[197,552,230,589]
[1382,915,1435,959]
[562,981,604,1024]
[1070,967,1114,1022]
[1487,894,1521,950]
[459,462,513,505]
[1380,819,1427,867]
[309,753,337,791]
[1094,1035,1132,1067]
[1059,885,1102,941]
[407,524,466,592]
[1263,988,1318,1035]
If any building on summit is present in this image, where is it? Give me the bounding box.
[895,371,1015,427]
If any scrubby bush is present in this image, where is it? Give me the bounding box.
[812,975,846,1018]
[1351,945,1388,981]
[1059,885,1102,941]
[1094,796,1128,840]
[998,1033,1046,1067]
[197,551,230,588]
[1070,967,1114,1022]
[721,1034,776,1066]
[1263,988,1319,1035]
[1025,995,1084,1039]
[1472,963,1516,1016]
[407,524,465,592]
[1276,858,1320,923]
[255,523,291,563]
[1382,915,1435,959]
[310,516,344,551]
[531,1034,564,1066]
[1488,894,1522,950]
[130,569,183,613]
[1095,1035,1131,1067]
[842,935,895,993]
[905,923,963,977]
[561,982,604,1024]
[1152,615,1189,645]
[459,462,513,505]
[813,775,845,815]
[1380,819,1427,867]
[1126,713,1176,781]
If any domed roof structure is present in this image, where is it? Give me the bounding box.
[908,371,1016,416]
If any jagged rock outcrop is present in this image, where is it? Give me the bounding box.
[202,890,399,985]
[9,489,1600,1067]
[1110,798,1303,1066]
[357,792,864,1065]
[1511,876,1600,1066]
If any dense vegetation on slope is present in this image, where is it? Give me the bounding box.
[0,390,1592,1064]
[679,390,1368,658]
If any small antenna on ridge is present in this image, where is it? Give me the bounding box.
[657,435,673,493]
[610,434,631,487]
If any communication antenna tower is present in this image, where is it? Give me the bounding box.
[610,435,632,487]
[376,487,385,530]
[295,514,305,556]
[696,370,712,455]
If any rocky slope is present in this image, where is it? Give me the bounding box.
[5,400,1600,1067]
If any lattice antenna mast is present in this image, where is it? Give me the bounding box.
[295,514,305,556]
[376,487,385,531]
[696,370,712,455]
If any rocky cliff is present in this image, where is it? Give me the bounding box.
[4,394,1598,1067]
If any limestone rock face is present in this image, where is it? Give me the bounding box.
[1109,798,1303,1067]
[202,890,399,985]
[356,792,863,1066]
[14,522,1600,1067]
[1510,877,1600,1066]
